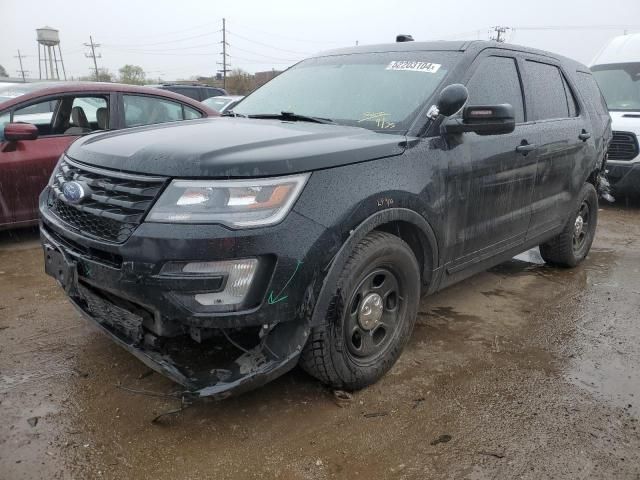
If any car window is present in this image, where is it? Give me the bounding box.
[234,51,460,134]
[562,75,579,117]
[0,111,10,142]
[590,63,639,111]
[203,96,232,111]
[183,105,203,120]
[72,97,108,123]
[202,88,224,100]
[524,60,569,120]
[123,95,185,127]
[466,56,525,123]
[10,98,61,138]
[576,71,610,116]
[164,86,201,100]
[13,99,59,126]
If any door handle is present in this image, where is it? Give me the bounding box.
[579,131,591,141]
[515,142,536,155]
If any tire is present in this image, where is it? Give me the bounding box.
[539,183,598,268]
[300,231,421,390]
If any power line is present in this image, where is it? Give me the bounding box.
[226,31,313,56]
[100,21,217,42]
[104,41,220,53]
[103,29,222,48]
[84,35,102,80]
[230,21,345,45]
[512,24,640,31]
[14,50,29,81]
[229,44,300,62]
[229,54,297,65]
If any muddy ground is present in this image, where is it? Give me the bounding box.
[1,202,639,480]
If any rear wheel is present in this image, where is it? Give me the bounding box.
[540,183,598,267]
[300,231,420,390]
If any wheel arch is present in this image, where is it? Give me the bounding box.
[310,208,439,327]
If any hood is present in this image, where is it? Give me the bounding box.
[66,117,407,177]
[609,111,640,135]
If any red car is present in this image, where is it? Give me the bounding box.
[0,82,217,230]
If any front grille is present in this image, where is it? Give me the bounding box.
[49,157,166,243]
[608,131,639,161]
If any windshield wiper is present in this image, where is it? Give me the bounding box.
[221,110,246,118]
[248,111,335,124]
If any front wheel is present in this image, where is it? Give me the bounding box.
[300,231,421,390]
[540,183,598,268]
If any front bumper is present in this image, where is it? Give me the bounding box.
[608,161,640,196]
[39,188,334,398]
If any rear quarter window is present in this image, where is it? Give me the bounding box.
[576,72,609,116]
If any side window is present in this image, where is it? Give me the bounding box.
[523,61,569,120]
[12,98,60,136]
[562,76,579,117]
[183,105,203,120]
[0,111,10,142]
[576,72,609,116]
[169,87,200,100]
[71,97,108,124]
[13,99,58,125]
[466,56,525,123]
[123,95,185,127]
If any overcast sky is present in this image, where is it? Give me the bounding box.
[1,0,640,81]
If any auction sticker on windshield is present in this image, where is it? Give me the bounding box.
[386,61,441,73]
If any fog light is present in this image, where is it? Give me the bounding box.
[178,259,258,306]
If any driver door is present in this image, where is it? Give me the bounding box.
[443,53,538,285]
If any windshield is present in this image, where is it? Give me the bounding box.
[592,62,640,111]
[203,96,233,111]
[234,51,459,134]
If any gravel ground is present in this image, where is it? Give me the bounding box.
[0,202,639,479]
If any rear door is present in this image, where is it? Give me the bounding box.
[445,52,538,278]
[521,58,592,240]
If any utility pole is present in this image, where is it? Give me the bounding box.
[217,18,231,89]
[84,36,102,80]
[14,50,29,81]
[490,26,510,43]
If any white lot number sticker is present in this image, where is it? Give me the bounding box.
[386,61,441,73]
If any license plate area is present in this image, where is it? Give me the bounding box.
[43,243,77,294]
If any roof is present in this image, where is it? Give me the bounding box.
[591,33,640,66]
[0,81,218,115]
[315,40,585,68]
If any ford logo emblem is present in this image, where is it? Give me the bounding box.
[61,181,87,204]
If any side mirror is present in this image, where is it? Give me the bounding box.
[443,104,516,136]
[4,123,39,141]
[435,84,469,117]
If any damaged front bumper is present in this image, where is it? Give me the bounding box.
[68,282,308,399]
[39,193,331,399]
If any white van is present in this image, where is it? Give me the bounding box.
[591,33,640,196]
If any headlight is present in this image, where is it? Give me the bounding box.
[146,173,309,228]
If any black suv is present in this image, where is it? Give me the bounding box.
[40,40,611,399]
[149,83,227,102]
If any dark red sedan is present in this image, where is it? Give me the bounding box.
[0,82,217,230]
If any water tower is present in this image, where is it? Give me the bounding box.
[37,27,67,80]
